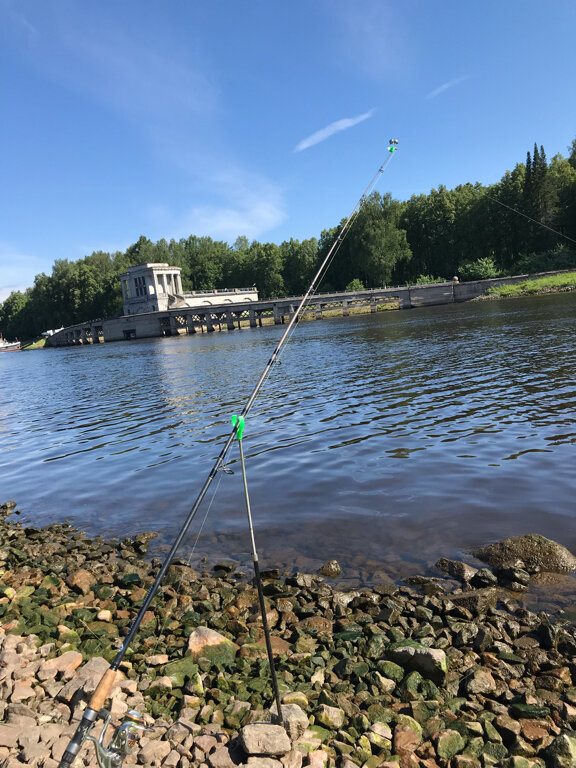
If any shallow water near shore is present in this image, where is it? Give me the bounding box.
[2,292,576,614]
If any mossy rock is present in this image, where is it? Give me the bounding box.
[367,704,395,724]
[308,724,332,742]
[163,658,202,692]
[186,627,238,666]
[396,714,423,736]
[40,611,59,627]
[411,699,440,725]
[85,621,119,639]
[482,741,509,762]
[377,660,404,682]
[82,638,112,658]
[436,729,466,760]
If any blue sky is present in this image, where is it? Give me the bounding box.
[1,0,575,301]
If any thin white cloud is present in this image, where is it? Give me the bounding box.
[294,109,376,152]
[148,168,287,243]
[425,75,470,100]
[179,199,285,242]
[2,1,39,41]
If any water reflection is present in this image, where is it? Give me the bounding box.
[1,292,576,612]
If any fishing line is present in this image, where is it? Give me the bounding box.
[146,465,227,660]
[57,142,399,767]
[268,145,399,372]
[215,147,399,479]
[231,413,284,727]
[484,193,576,246]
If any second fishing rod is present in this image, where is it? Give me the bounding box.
[58,142,399,768]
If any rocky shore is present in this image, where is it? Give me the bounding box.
[2,500,576,768]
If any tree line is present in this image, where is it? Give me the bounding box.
[2,139,575,341]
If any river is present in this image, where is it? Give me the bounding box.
[1,292,576,614]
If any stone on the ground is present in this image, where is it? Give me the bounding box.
[186,626,238,664]
[318,560,341,578]
[386,641,447,682]
[269,703,309,741]
[473,534,576,573]
[240,724,291,757]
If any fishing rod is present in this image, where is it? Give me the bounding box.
[57,140,399,768]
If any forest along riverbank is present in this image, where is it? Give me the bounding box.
[2,502,576,767]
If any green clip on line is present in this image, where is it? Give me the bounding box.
[231,415,245,440]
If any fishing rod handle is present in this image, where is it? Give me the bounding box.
[57,669,120,767]
[57,707,99,767]
[90,668,122,711]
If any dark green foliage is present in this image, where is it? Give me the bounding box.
[345,279,365,291]
[280,238,318,295]
[515,245,576,274]
[414,275,446,285]
[399,139,576,283]
[458,258,502,281]
[318,192,411,290]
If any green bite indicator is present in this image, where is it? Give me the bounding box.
[231,414,245,440]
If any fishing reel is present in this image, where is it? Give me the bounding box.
[85,709,152,768]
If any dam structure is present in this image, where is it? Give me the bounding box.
[47,265,568,347]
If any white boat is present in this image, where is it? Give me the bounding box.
[0,338,21,352]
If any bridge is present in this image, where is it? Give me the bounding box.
[46,272,560,347]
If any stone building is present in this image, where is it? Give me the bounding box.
[119,263,258,315]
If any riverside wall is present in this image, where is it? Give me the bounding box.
[46,270,570,347]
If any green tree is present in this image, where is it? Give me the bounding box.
[400,185,468,280]
[246,242,284,298]
[280,238,318,295]
[548,153,576,245]
[0,290,30,339]
[568,139,576,171]
[484,164,526,270]
[522,144,559,252]
[122,235,154,268]
[322,193,411,289]
[181,236,228,291]
[458,257,502,281]
[222,236,250,288]
[345,278,365,291]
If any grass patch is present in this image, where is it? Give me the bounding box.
[486,272,576,298]
[21,337,47,350]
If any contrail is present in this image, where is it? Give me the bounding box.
[294,109,375,152]
[425,75,469,99]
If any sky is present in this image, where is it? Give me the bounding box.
[1,0,576,301]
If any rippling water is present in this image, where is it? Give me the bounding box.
[2,293,576,612]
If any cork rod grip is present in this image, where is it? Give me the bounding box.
[89,668,120,712]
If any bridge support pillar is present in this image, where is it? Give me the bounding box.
[315,305,323,320]
[249,308,257,328]
[273,305,283,325]
[226,310,235,330]
[342,300,349,317]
